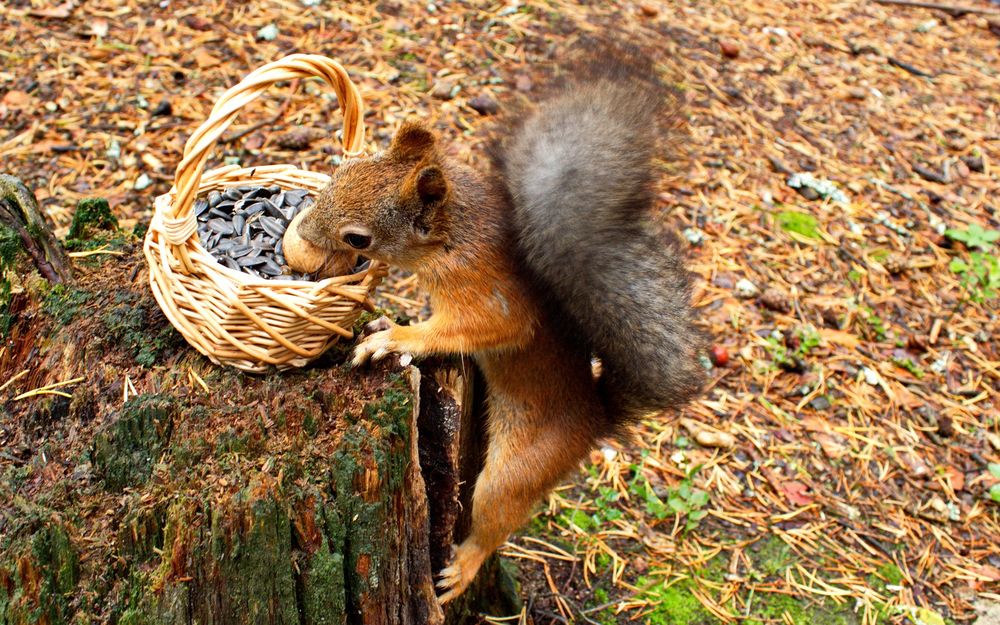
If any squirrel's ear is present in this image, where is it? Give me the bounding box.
[415,166,448,206]
[389,121,436,161]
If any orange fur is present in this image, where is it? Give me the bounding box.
[298,120,610,602]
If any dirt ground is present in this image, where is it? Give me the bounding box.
[2,0,999,623]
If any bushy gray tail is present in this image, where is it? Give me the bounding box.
[494,48,706,424]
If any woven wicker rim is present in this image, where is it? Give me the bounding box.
[143,54,384,372]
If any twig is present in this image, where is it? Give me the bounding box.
[0,369,28,394]
[872,0,1000,15]
[888,57,934,78]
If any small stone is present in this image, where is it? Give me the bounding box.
[151,99,172,117]
[809,396,831,411]
[735,278,759,298]
[431,79,457,100]
[719,39,740,59]
[468,94,499,116]
[515,74,532,92]
[862,367,880,386]
[683,227,705,245]
[257,23,279,41]
[961,155,984,173]
[134,173,153,190]
[848,87,868,100]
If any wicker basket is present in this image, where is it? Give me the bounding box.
[143,54,385,373]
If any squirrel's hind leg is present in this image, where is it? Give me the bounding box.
[437,377,602,603]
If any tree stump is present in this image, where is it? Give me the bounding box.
[0,181,519,624]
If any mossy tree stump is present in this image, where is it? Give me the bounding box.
[0,182,518,624]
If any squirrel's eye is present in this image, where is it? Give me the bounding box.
[343,233,372,250]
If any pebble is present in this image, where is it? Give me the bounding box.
[735,278,759,298]
[468,94,499,115]
[134,173,153,190]
[193,184,367,281]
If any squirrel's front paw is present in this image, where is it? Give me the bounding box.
[351,329,398,367]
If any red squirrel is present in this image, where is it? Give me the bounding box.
[297,48,706,602]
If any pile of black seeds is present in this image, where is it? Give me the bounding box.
[194,185,317,280]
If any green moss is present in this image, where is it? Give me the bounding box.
[0,223,21,270]
[42,283,92,326]
[748,593,859,625]
[0,522,80,624]
[296,533,347,625]
[876,562,904,586]
[639,577,717,625]
[91,394,176,491]
[752,535,796,578]
[100,290,182,367]
[68,198,117,240]
[776,210,822,240]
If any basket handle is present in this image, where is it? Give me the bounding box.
[168,54,365,226]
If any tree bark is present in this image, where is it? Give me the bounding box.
[0,190,519,624]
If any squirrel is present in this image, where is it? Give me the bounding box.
[297,47,706,603]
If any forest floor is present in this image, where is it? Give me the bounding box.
[2,0,1000,624]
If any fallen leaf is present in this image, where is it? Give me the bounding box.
[779,480,813,506]
[818,328,860,348]
[940,466,964,491]
[2,91,32,107]
[195,50,221,69]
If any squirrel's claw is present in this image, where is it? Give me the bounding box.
[435,541,485,604]
[352,329,397,367]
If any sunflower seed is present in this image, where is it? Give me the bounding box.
[238,255,267,267]
[207,218,234,235]
[262,199,284,219]
[194,185,320,281]
[243,201,266,217]
[259,259,283,276]
[229,245,252,258]
[194,199,209,218]
[259,216,286,238]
